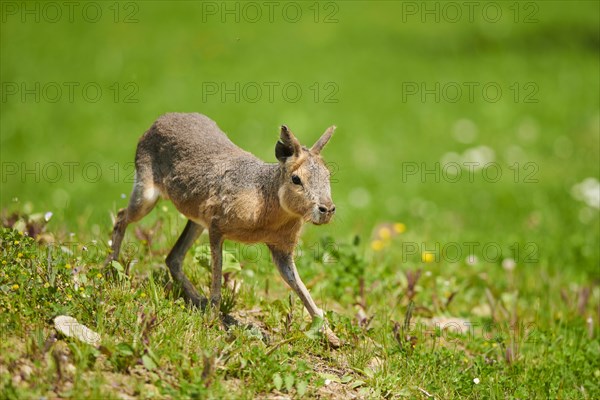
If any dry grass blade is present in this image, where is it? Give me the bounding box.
[577,287,591,316]
[405,269,422,301]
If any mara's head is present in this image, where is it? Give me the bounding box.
[275,125,336,225]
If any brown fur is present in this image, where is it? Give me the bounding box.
[105,113,340,347]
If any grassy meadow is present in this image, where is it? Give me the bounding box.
[1,1,599,398]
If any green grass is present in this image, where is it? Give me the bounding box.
[1,1,599,398]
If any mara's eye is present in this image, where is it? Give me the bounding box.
[291,175,302,185]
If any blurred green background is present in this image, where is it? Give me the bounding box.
[1,1,598,276]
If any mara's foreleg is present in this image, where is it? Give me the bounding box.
[269,246,341,348]
[105,169,159,266]
[208,227,224,309]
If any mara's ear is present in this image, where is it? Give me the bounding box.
[275,125,302,162]
[311,125,336,154]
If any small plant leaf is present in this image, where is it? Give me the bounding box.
[284,374,294,392]
[305,315,325,340]
[273,373,283,391]
[222,251,241,274]
[142,354,157,370]
[110,260,124,272]
[116,342,135,356]
[296,380,308,396]
[350,379,366,389]
[320,373,341,383]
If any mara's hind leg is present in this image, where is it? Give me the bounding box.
[166,220,207,308]
[104,168,159,266]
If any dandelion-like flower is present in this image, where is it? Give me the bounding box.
[378,227,392,240]
[422,252,435,263]
[393,223,406,233]
[473,378,480,384]
[12,284,19,291]
[371,240,385,252]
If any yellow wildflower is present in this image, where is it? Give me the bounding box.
[371,240,385,252]
[12,284,19,290]
[96,273,103,279]
[65,264,72,269]
[422,252,436,263]
[2,260,7,265]
[17,253,23,258]
[13,240,19,245]
[378,227,392,240]
[140,292,147,298]
[393,223,406,233]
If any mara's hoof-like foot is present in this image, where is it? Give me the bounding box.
[186,294,209,310]
[323,326,341,349]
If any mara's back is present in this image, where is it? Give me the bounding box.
[137,112,256,183]
[138,112,241,162]
[134,112,275,229]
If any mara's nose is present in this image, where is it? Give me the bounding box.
[318,202,336,214]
